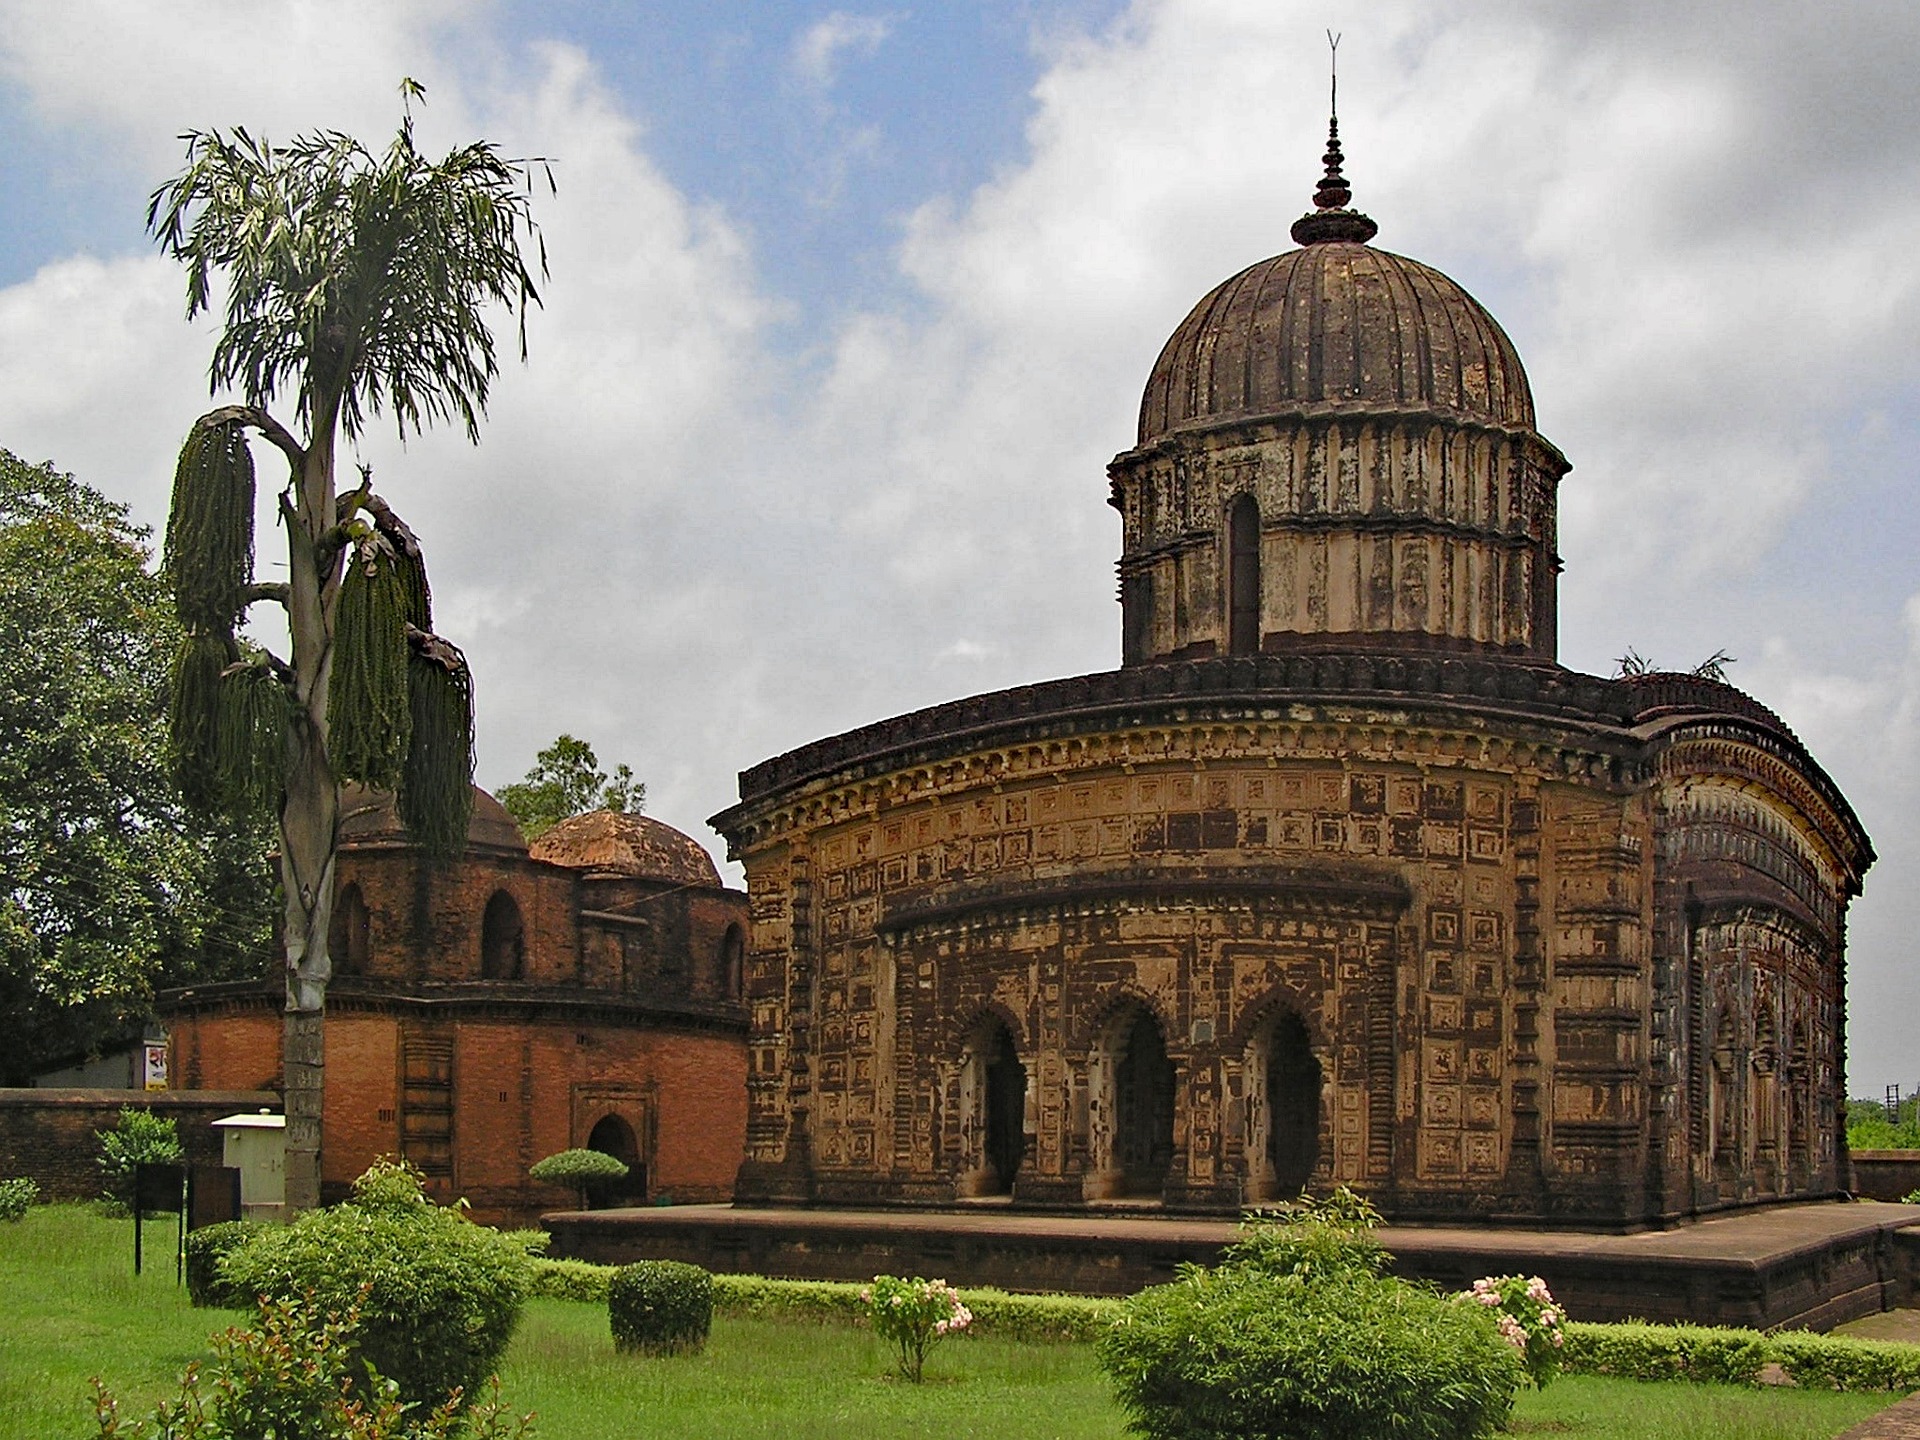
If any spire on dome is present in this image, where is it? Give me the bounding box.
[1290,33,1378,246]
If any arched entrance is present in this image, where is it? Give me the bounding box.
[958,1018,1027,1197]
[1256,1009,1322,1199]
[587,1113,645,1205]
[1111,1010,1175,1198]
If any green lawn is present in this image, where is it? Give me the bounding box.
[0,1205,1901,1440]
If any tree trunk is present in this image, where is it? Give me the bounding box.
[277,403,341,1214]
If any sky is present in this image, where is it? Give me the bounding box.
[0,0,1916,1096]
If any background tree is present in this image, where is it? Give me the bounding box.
[0,450,271,1082]
[151,88,547,1210]
[498,734,644,840]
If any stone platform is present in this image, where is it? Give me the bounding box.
[544,1200,1920,1332]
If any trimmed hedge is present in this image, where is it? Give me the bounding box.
[524,1256,1920,1394]
[532,1261,1121,1341]
[184,1219,266,1307]
[609,1260,713,1355]
[1562,1321,1920,1393]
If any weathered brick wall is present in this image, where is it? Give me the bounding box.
[0,1089,277,1201]
[1850,1152,1920,1203]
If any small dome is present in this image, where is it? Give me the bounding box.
[1137,242,1536,446]
[338,784,527,854]
[530,811,722,887]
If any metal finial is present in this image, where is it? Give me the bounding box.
[1290,31,1378,246]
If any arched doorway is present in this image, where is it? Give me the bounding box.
[1262,1010,1322,1198]
[1112,1011,1175,1198]
[587,1113,645,1205]
[958,1018,1027,1197]
[480,890,525,980]
[719,924,745,1001]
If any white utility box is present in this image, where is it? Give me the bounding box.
[212,1111,286,1222]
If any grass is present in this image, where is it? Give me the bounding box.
[0,1204,1903,1440]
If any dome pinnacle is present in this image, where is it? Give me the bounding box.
[1291,35,1378,247]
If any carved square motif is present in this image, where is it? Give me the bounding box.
[1280,814,1310,848]
[1005,832,1031,864]
[1315,817,1344,850]
[1350,774,1386,815]
[1245,777,1267,802]
[1466,1089,1499,1127]
[1468,786,1503,821]
[1005,796,1029,825]
[916,816,935,842]
[1173,777,1196,802]
[1206,778,1230,808]
[1423,1086,1461,1126]
[1354,820,1383,852]
[883,823,904,848]
[1472,873,1497,902]
[1424,823,1462,859]
[1390,779,1422,815]
[1425,1041,1461,1082]
[1466,1133,1499,1173]
[1427,996,1462,1033]
[1282,776,1307,802]
[1426,953,1458,991]
[1034,826,1060,859]
[1423,780,1464,820]
[825,872,848,900]
[1468,826,1505,863]
[882,857,907,888]
[1428,908,1461,945]
[1425,1132,1463,1174]
[1468,912,1501,950]
[1467,1048,1500,1082]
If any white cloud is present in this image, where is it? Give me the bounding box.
[3,0,1918,1094]
[788,11,895,93]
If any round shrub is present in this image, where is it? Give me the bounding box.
[185,1218,266,1307]
[1098,1265,1523,1440]
[222,1159,532,1408]
[609,1260,713,1355]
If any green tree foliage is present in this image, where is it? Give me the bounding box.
[1848,1094,1920,1151]
[498,734,644,840]
[0,450,271,1083]
[148,84,547,1209]
[96,1106,183,1209]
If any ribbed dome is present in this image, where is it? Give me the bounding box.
[338,784,527,854]
[1137,242,1536,446]
[530,811,722,887]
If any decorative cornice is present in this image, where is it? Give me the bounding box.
[876,863,1410,940]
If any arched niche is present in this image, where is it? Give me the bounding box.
[1087,1004,1175,1200]
[1244,1007,1323,1202]
[329,882,372,976]
[956,1016,1027,1198]
[480,889,526,981]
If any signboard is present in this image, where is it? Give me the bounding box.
[143,1042,168,1091]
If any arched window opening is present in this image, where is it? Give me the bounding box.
[720,924,746,1001]
[586,1113,645,1206]
[329,883,372,976]
[1113,1011,1176,1198]
[1228,493,1260,655]
[480,890,526,981]
[1265,1010,1322,1198]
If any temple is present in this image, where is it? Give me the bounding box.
[709,120,1873,1225]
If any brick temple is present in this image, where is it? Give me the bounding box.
[709,123,1874,1227]
[162,788,749,1222]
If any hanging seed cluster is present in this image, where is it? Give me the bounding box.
[328,536,415,791]
[161,416,293,820]
[400,647,476,860]
[164,417,255,632]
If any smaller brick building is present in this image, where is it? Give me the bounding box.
[162,788,749,1223]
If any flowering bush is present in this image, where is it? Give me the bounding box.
[861,1275,973,1381]
[1461,1274,1565,1388]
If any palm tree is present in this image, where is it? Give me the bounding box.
[150,83,548,1211]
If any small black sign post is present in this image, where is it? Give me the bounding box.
[132,1161,187,1281]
